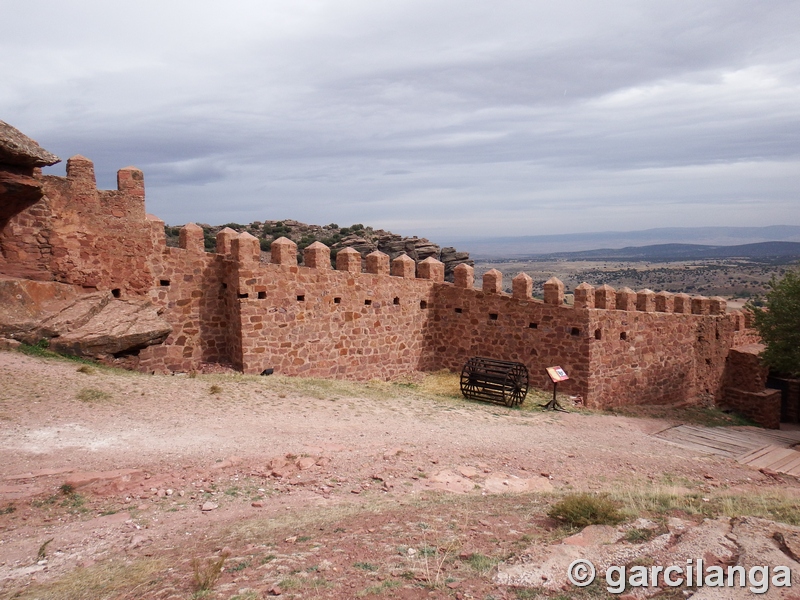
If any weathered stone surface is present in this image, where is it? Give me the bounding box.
[0,276,170,358]
[51,299,172,357]
[497,516,799,598]
[0,120,60,168]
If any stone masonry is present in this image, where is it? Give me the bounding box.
[0,148,777,416]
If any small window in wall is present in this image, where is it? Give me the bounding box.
[529,322,538,329]
[364,299,372,306]
[594,329,602,340]
[238,293,249,299]
[297,295,305,302]
[570,327,580,336]
[221,282,227,289]
[159,280,171,287]
[393,297,400,305]
[420,300,428,309]
[620,331,627,340]
[489,313,498,320]
[705,358,712,366]
[334,297,341,304]
[258,291,267,299]
[454,307,463,314]
[111,288,121,298]
[715,329,720,340]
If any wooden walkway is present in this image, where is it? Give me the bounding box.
[654,425,800,477]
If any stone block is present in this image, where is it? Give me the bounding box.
[304,241,331,269]
[483,269,502,293]
[271,236,297,266]
[365,250,389,275]
[709,296,727,315]
[215,227,238,256]
[615,287,636,311]
[66,155,96,186]
[574,282,595,309]
[654,291,673,313]
[179,223,204,253]
[391,254,415,278]
[544,277,564,306]
[232,232,260,264]
[691,296,711,315]
[418,257,444,282]
[453,263,474,288]
[512,272,532,299]
[673,293,691,314]
[636,289,655,312]
[117,167,144,198]
[595,284,616,310]
[336,247,361,273]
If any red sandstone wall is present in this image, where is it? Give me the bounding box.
[0,156,157,295]
[1,153,772,415]
[586,311,736,408]
[429,287,590,399]
[234,262,436,379]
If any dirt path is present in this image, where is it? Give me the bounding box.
[0,351,795,599]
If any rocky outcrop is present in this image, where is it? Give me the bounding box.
[497,516,800,598]
[0,120,61,225]
[0,276,171,358]
[180,220,474,281]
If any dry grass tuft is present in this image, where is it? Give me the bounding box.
[4,558,166,600]
[190,552,229,592]
[75,387,111,403]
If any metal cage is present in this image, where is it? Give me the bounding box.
[460,357,529,407]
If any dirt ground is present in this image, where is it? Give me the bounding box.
[0,350,797,599]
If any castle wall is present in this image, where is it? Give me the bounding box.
[0,157,156,294]
[428,286,591,399]
[0,153,772,416]
[233,261,436,379]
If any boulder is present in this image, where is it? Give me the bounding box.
[0,120,60,168]
[0,276,170,357]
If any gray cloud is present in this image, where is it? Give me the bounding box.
[1,0,798,240]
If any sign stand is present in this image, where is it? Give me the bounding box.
[542,366,569,412]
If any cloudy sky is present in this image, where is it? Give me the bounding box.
[2,1,798,243]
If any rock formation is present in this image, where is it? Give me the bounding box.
[0,120,60,225]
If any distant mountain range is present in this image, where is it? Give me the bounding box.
[454,225,800,258]
[531,241,800,262]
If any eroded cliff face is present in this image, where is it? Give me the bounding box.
[0,120,60,228]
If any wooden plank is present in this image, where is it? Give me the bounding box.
[737,445,778,463]
[745,447,798,469]
[658,435,744,457]
[662,430,754,454]
[658,438,737,456]
[676,426,770,448]
[775,454,800,474]
[765,450,800,472]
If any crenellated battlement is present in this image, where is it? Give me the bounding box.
[0,153,763,413]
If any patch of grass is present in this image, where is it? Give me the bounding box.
[76,365,94,374]
[190,552,229,592]
[208,384,222,395]
[76,387,111,403]
[611,403,756,427]
[612,485,800,525]
[624,528,655,543]
[230,559,250,572]
[5,558,166,600]
[230,591,260,600]
[353,561,379,571]
[37,538,54,561]
[548,493,624,528]
[0,503,16,515]
[358,579,401,596]
[463,552,500,574]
